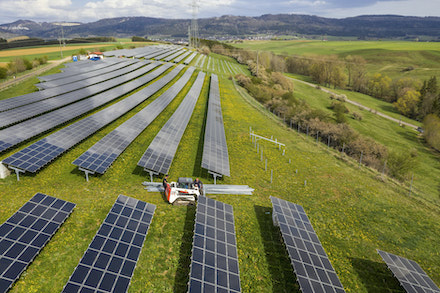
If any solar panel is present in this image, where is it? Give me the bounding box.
[0,62,164,154]
[184,52,198,65]
[0,61,153,128]
[173,51,192,63]
[201,74,230,178]
[73,66,195,176]
[164,49,186,62]
[270,196,346,293]
[377,250,440,293]
[135,46,165,59]
[36,60,139,89]
[2,64,183,175]
[137,71,205,175]
[62,195,155,293]
[154,48,182,61]
[188,196,241,293]
[0,193,75,293]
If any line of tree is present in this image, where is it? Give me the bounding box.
[0,56,48,80]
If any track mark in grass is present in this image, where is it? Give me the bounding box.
[254,205,300,293]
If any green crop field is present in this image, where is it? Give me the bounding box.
[234,40,440,80]
[0,55,439,292]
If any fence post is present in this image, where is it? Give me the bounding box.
[270,170,273,183]
[265,159,267,171]
[261,148,263,161]
[304,180,307,187]
[297,123,300,133]
[382,160,387,177]
[290,119,293,128]
[316,131,319,143]
[257,143,259,153]
[328,136,331,148]
[409,173,414,196]
[359,151,363,166]
[306,126,309,136]
[342,143,345,154]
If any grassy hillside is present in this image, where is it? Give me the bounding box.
[0,57,439,292]
[233,40,440,80]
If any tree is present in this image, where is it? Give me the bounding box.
[393,89,421,117]
[423,114,440,151]
[330,64,347,88]
[345,55,367,92]
[391,77,422,102]
[0,67,7,79]
[387,149,418,181]
[368,73,392,100]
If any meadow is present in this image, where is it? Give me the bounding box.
[234,40,440,80]
[0,52,439,292]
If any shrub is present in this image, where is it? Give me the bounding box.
[387,150,418,180]
[116,44,123,50]
[0,67,7,79]
[423,114,440,151]
[352,112,363,121]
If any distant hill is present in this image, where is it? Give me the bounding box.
[1,14,440,40]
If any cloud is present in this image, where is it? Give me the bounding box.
[0,0,437,24]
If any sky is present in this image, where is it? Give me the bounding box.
[0,0,439,24]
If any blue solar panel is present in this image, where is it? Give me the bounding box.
[137,71,205,175]
[73,66,195,175]
[378,250,440,293]
[2,64,183,175]
[270,196,346,293]
[62,195,155,293]
[201,74,230,177]
[188,196,241,293]
[0,62,163,153]
[0,193,75,293]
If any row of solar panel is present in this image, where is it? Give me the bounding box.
[270,196,440,293]
[201,74,231,177]
[2,65,185,174]
[137,71,206,175]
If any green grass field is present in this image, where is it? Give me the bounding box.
[234,40,440,80]
[0,55,439,292]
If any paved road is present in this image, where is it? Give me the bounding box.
[288,77,419,130]
[0,57,71,91]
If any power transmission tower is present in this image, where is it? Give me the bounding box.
[189,0,200,48]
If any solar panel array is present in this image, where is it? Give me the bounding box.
[0,62,165,153]
[201,74,230,177]
[137,71,205,175]
[154,48,181,61]
[0,193,75,293]
[36,60,137,89]
[142,47,174,60]
[2,65,183,174]
[270,196,346,293]
[73,65,195,175]
[377,250,440,293]
[188,196,241,293]
[0,61,151,128]
[62,195,156,293]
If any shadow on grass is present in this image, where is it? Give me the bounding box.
[173,205,196,293]
[254,205,300,293]
[350,257,405,293]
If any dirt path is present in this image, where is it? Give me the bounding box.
[288,77,419,130]
[0,57,70,91]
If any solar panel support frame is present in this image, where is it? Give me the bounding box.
[78,167,95,182]
[208,171,222,185]
[144,168,159,183]
[9,166,24,181]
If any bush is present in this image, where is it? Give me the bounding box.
[132,36,149,42]
[0,67,7,79]
[116,44,123,50]
[352,112,363,121]
[423,114,440,151]
[387,150,418,180]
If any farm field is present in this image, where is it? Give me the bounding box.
[234,40,440,80]
[0,51,439,292]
